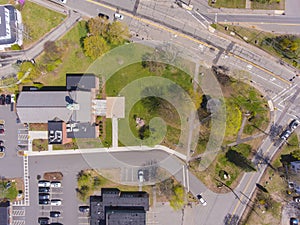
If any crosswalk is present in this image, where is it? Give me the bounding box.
[23,155,30,206]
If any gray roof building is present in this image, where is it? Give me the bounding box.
[0,201,10,225]
[90,188,149,225]
[0,5,23,50]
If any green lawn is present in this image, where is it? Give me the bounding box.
[20,1,66,46]
[251,0,285,9]
[208,0,246,8]
[0,181,18,201]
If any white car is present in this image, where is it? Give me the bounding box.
[197,194,207,206]
[50,199,62,206]
[59,0,67,3]
[289,119,300,131]
[114,13,124,20]
[11,94,15,103]
[38,180,51,187]
[50,181,61,188]
[138,170,144,183]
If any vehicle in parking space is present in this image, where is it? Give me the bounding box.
[138,170,144,183]
[39,187,50,193]
[0,140,3,145]
[293,196,300,203]
[50,211,61,218]
[39,193,50,200]
[98,13,109,19]
[5,95,11,104]
[50,181,61,188]
[197,194,207,206]
[0,129,4,135]
[290,119,300,130]
[280,129,292,140]
[39,199,50,205]
[38,217,49,224]
[50,223,63,225]
[38,180,51,187]
[50,199,62,206]
[0,94,5,105]
[290,218,299,225]
[79,205,90,213]
[114,13,124,20]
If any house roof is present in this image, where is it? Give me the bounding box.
[66,74,98,90]
[106,206,146,225]
[16,91,73,123]
[0,5,17,45]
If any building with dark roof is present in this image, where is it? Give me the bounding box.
[90,188,149,225]
[0,5,23,50]
[16,74,100,141]
[0,201,11,225]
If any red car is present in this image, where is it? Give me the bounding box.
[0,129,4,135]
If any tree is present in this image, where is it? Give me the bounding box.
[87,17,110,38]
[169,185,185,210]
[291,149,300,160]
[107,21,130,45]
[83,35,109,59]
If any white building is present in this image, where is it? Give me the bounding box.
[0,5,23,51]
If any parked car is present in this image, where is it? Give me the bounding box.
[197,194,207,206]
[50,223,63,225]
[38,180,51,187]
[290,119,300,130]
[0,94,5,105]
[11,94,15,103]
[50,211,61,218]
[0,129,4,135]
[79,206,90,213]
[39,199,50,205]
[280,129,292,140]
[138,170,144,183]
[50,181,61,188]
[114,13,124,20]
[39,193,50,200]
[0,146,5,152]
[293,196,300,203]
[38,217,49,225]
[0,140,3,146]
[290,218,299,225]
[98,13,109,19]
[39,187,50,193]
[50,199,62,206]
[5,95,11,104]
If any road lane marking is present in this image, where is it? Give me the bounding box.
[87,0,292,86]
[186,11,207,29]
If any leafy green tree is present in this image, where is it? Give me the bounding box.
[170,185,185,210]
[107,21,130,45]
[83,35,109,59]
[291,149,300,160]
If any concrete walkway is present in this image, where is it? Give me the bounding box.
[112,117,118,148]
[25,144,187,160]
[245,0,251,9]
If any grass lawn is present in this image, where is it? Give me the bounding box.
[0,180,18,201]
[251,0,285,10]
[214,24,300,69]
[208,0,246,8]
[32,139,48,151]
[19,1,66,47]
[37,21,93,86]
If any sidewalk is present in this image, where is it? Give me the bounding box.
[208,7,284,15]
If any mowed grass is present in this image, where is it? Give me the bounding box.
[251,0,285,9]
[21,1,66,46]
[208,0,246,8]
[37,21,93,86]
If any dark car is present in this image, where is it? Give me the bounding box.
[0,140,3,145]
[291,218,299,225]
[50,211,61,218]
[50,223,63,225]
[38,217,49,225]
[0,129,4,135]
[5,95,11,104]
[98,13,109,19]
[39,193,50,200]
[290,119,300,131]
[39,187,50,193]
[39,199,50,205]
[0,146,5,152]
[0,94,5,105]
[293,196,300,203]
[79,205,90,213]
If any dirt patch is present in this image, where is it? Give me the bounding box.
[29,123,48,131]
[44,172,63,181]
